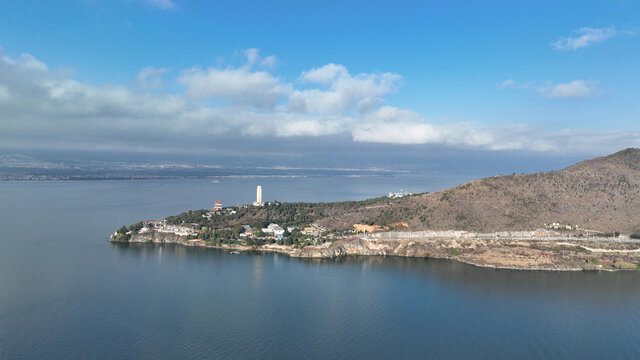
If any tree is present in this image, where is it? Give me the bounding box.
[232,224,244,238]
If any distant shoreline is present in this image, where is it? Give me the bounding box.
[0,174,391,181]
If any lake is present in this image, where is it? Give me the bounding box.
[1,176,639,359]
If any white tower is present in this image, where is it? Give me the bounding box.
[254,185,264,206]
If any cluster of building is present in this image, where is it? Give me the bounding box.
[141,219,199,236]
[544,222,574,230]
[258,223,324,238]
[388,189,411,199]
[201,199,237,220]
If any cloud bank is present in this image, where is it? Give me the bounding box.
[0,47,637,156]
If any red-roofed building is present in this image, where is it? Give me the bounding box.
[213,200,223,211]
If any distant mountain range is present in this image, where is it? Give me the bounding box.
[0,154,392,180]
[315,148,640,234]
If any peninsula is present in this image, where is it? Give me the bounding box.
[111,148,640,271]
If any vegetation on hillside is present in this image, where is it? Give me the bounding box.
[312,148,640,233]
[164,196,393,230]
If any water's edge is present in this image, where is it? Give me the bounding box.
[111,231,638,272]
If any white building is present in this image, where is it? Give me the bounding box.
[253,185,264,206]
[262,223,284,236]
[240,225,253,237]
[388,189,411,199]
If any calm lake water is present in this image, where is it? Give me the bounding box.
[1,176,639,359]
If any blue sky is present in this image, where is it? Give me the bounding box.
[0,0,639,167]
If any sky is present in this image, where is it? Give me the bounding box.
[0,0,639,170]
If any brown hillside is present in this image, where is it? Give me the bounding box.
[317,148,640,234]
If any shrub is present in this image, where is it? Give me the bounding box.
[447,247,461,256]
[128,221,144,233]
[596,232,620,238]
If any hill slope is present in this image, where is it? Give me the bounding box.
[316,148,640,234]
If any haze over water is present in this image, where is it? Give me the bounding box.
[1,177,639,359]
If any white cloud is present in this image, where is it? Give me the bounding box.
[137,66,172,89]
[177,49,291,108]
[352,121,442,145]
[504,79,598,99]
[351,106,494,147]
[552,27,617,50]
[350,118,638,154]
[260,55,277,69]
[1,53,48,71]
[242,48,277,69]
[178,67,290,108]
[290,64,401,114]
[239,112,349,138]
[146,0,175,10]
[497,79,515,88]
[299,63,349,84]
[543,80,596,98]
[244,48,260,67]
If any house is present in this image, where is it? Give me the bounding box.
[262,223,285,236]
[301,226,320,237]
[143,219,165,228]
[388,190,411,199]
[213,200,223,211]
[241,225,253,237]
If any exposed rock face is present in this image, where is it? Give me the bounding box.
[111,231,183,244]
[292,237,639,271]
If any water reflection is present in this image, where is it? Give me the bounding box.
[253,255,263,289]
[114,243,640,308]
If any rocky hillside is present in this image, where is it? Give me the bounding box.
[317,148,640,234]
